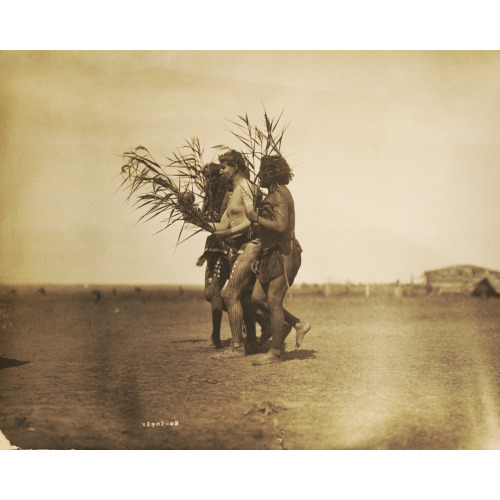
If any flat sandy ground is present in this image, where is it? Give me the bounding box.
[1,286,500,449]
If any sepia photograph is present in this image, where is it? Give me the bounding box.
[1,50,500,455]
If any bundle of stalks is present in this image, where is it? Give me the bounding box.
[216,108,289,205]
[120,142,215,245]
[120,110,290,246]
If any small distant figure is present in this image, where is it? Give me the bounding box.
[91,290,102,304]
[394,280,403,298]
[37,288,46,296]
[178,286,184,296]
[365,283,370,297]
[112,288,117,296]
[10,289,17,295]
[135,287,142,293]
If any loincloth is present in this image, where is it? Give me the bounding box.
[226,234,254,266]
[206,253,231,284]
[256,239,302,285]
[200,234,229,259]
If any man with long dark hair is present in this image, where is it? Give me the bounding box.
[195,163,232,348]
[249,155,311,365]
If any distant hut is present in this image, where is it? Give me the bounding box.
[424,265,500,296]
[472,273,500,298]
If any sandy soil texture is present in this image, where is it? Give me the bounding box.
[1,287,500,449]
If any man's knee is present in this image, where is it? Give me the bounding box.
[204,286,213,302]
[267,290,284,310]
[251,291,266,310]
[204,280,221,302]
[224,282,237,304]
[225,276,249,304]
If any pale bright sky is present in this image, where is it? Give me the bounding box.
[2,50,500,285]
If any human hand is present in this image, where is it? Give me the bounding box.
[248,210,258,223]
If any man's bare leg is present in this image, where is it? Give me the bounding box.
[214,242,260,359]
[204,258,229,349]
[241,289,259,354]
[252,277,311,350]
[252,275,287,365]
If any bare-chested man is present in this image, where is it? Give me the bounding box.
[249,155,311,365]
[211,150,261,358]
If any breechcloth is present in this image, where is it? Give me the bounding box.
[200,234,230,285]
[256,238,302,286]
[227,238,261,291]
[205,254,230,286]
[226,234,252,266]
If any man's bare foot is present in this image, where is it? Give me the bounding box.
[295,322,311,349]
[211,345,245,360]
[211,334,222,349]
[252,350,282,365]
[244,339,259,355]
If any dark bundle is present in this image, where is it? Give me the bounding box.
[120,142,216,245]
[199,162,230,222]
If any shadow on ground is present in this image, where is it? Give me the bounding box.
[0,357,30,370]
[170,339,208,344]
[284,349,316,361]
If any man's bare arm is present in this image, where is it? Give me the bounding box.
[240,179,255,217]
[228,218,251,236]
[249,191,288,233]
[213,210,230,231]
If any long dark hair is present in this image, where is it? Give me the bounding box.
[202,163,229,221]
[260,155,293,186]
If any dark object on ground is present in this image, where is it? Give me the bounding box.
[91,290,102,304]
[0,357,30,370]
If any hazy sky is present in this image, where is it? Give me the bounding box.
[1,51,500,285]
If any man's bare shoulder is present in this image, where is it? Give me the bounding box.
[242,177,256,191]
[235,178,255,197]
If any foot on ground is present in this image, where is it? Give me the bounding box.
[211,334,222,349]
[252,351,283,365]
[211,345,245,360]
[295,322,311,349]
[244,339,260,355]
